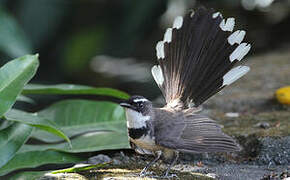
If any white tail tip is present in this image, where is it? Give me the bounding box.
[223,66,250,86]
[151,65,164,87]
[173,16,183,29]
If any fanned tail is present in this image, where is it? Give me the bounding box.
[152,7,251,107]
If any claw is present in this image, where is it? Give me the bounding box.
[161,173,179,179]
[139,170,153,177]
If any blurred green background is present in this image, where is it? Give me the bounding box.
[1,0,289,103]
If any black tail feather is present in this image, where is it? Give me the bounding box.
[152,7,251,108]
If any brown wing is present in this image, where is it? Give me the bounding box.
[153,109,240,153]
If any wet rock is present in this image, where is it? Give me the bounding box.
[112,159,122,165]
[87,154,112,164]
[112,151,135,165]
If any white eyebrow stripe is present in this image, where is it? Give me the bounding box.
[133,98,148,103]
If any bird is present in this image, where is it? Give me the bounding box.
[120,7,251,177]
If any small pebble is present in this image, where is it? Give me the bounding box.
[113,159,122,165]
[87,154,112,164]
[254,122,270,129]
[225,112,239,118]
[206,173,217,178]
[103,178,116,180]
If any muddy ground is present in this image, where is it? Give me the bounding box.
[42,49,290,179]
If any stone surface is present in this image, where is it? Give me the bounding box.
[87,154,112,164]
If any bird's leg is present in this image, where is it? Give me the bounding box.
[163,152,179,178]
[140,151,162,177]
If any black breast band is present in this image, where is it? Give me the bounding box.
[128,126,148,139]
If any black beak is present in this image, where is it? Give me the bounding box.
[120,100,132,109]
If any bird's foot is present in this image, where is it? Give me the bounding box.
[139,170,153,177]
[160,173,178,179]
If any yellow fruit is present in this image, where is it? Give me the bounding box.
[276,86,290,105]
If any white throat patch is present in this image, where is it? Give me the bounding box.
[125,108,150,129]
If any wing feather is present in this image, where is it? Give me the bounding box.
[153,110,240,153]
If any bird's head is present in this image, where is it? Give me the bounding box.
[120,95,152,116]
